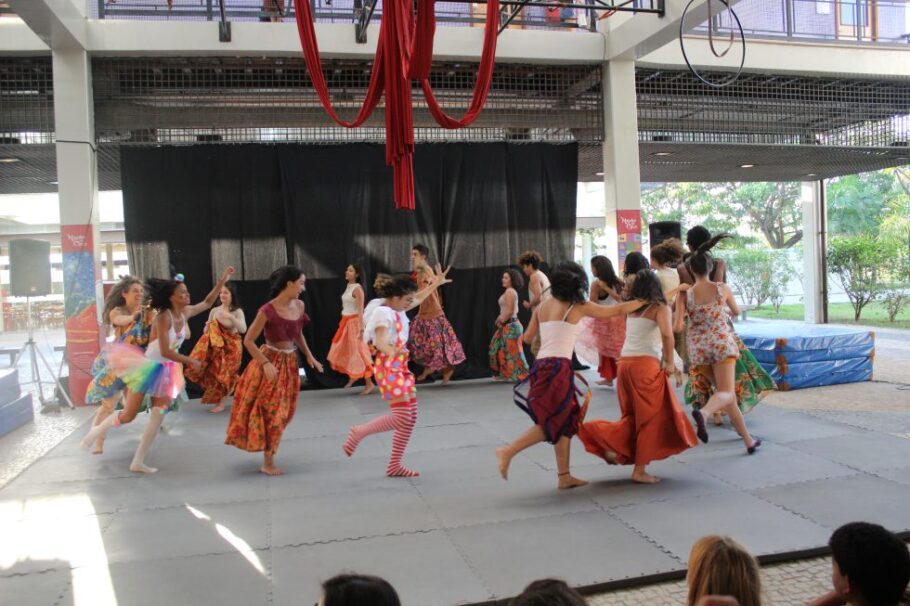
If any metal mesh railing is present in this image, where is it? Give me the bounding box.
[637,68,910,148]
[0,58,55,145]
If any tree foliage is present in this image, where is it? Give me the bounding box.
[827,235,891,321]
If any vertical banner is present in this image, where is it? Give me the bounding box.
[616,209,643,267]
[61,224,101,406]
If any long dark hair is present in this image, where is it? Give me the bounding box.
[549,261,589,304]
[590,255,622,291]
[146,277,182,311]
[348,263,363,285]
[504,268,524,290]
[321,574,401,606]
[627,269,666,306]
[686,234,732,278]
[373,273,418,298]
[103,275,141,324]
[268,265,303,299]
[623,252,650,276]
[220,281,241,311]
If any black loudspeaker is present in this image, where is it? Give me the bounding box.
[648,221,682,247]
[9,239,52,297]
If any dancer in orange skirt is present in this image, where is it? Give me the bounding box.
[225,265,324,476]
[496,262,644,490]
[327,264,375,395]
[578,269,698,484]
[185,281,246,413]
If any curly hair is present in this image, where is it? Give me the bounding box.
[504,268,524,290]
[268,265,303,299]
[145,277,182,311]
[373,273,418,298]
[102,275,142,324]
[686,234,732,278]
[549,261,589,304]
[650,238,687,267]
[517,250,543,270]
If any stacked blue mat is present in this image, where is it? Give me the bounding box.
[737,322,874,391]
[0,368,33,437]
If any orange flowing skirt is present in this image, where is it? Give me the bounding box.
[578,356,697,466]
[327,314,373,380]
[185,320,243,404]
[225,346,299,454]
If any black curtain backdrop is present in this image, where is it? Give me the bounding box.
[122,142,577,389]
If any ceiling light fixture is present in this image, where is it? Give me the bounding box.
[651,152,674,157]
[740,164,755,168]
[595,172,604,176]
[0,157,20,163]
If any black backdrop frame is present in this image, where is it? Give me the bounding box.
[122,142,577,388]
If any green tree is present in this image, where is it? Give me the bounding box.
[826,171,894,237]
[728,248,776,308]
[722,182,803,249]
[827,235,891,321]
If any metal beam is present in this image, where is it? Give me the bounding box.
[7,0,87,50]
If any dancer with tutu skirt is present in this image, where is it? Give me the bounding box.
[344,268,452,478]
[225,265,324,476]
[489,268,529,382]
[327,264,375,395]
[575,256,625,388]
[577,269,698,484]
[496,262,644,490]
[81,267,235,473]
[409,263,465,384]
[678,235,761,454]
[84,276,154,454]
[185,281,246,413]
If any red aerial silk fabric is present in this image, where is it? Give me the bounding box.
[292,0,499,210]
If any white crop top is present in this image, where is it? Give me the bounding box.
[536,304,582,359]
[621,316,662,360]
[341,283,361,316]
[145,312,187,361]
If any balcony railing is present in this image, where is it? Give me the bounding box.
[696,0,910,46]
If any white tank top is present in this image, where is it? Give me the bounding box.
[145,312,186,361]
[498,288,518,319]
[341,283,360,316]
[536,304,581,359]
[621,315,662,360]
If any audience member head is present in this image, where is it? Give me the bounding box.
[628,269,666,306]
[508,578,587,606]
[219,281,241,311]
[268,265,305,299]
[686,225,713,252]
[146,275,188,311]
[623,252,650,277]
[345,264,363,285]
[318,573,401,606]
[103,275,143,324]
[518,250,544,275]
[685,234,732,279]
[651,238,688,268]
[373,273,419,311]
[549,261,589,305]
[829,522,910,606]
[687,535,762,606]
[411,244,430,269]
[590,255,622,291]
[503,268,524,290]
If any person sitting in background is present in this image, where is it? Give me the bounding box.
[687,535,762,606]
[317,573,401,606]
[508,578,587,605]
[807,522,910,606]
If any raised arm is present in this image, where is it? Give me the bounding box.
[186,266,235,319]
[407,264,452,311]
[581,298,646,319]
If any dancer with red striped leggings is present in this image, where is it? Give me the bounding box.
[344,267,451,478]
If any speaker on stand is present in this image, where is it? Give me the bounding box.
[8,239,72,411]
[648,221,683,248]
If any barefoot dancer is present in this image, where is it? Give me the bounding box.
[518,250,551,358]
[327,264,376,395]
[185,281,246,414]
[84,276,154,454]
[489,268,529,382]
[575,256,625,388]
[409,263,465,384]
[496,262,644,490]
[344,267,452,478]
[679,235,761,454]
[577,269,698,484]
[81,268,235,473]
[225,266,324,476]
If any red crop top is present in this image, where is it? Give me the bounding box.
[259,302,310,343]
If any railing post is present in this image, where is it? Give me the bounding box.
[206,0,213,21]
[784,0,792,38]
[97,0,105,19]
[855,0,863,40]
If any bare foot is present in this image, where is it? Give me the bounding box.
[209,403,225,413]
[358,385,375,396]
[558,474,588,489]
[495,447,512,480]
[417,371,431,382]
[596,379,613,386]
[441,370,453,385]
[343,379,355,389]
[631,471,661,484]
[260,464,283,476]
[92,439,104,455]
[712,413,723,426]
[130,463,158,474]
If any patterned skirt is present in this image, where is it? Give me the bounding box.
[489,319,529,381]
[85,350,126,404]
[579,356,697,466]
[225,346,300,454]
[408,315,466,373]
[374,349,416,402]
[185,320,243,404]
[327,314,373,380]
[513,357,590,444]
[685,333,776,414]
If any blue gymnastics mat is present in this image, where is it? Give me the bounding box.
[737,322,874,390]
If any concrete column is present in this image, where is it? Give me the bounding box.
[601,59,643,272]
[53,48,102,406]
[801,180,827,324]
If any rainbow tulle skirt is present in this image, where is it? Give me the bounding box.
[106,343,185,400]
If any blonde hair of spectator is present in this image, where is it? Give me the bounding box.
[687,535,762,606]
